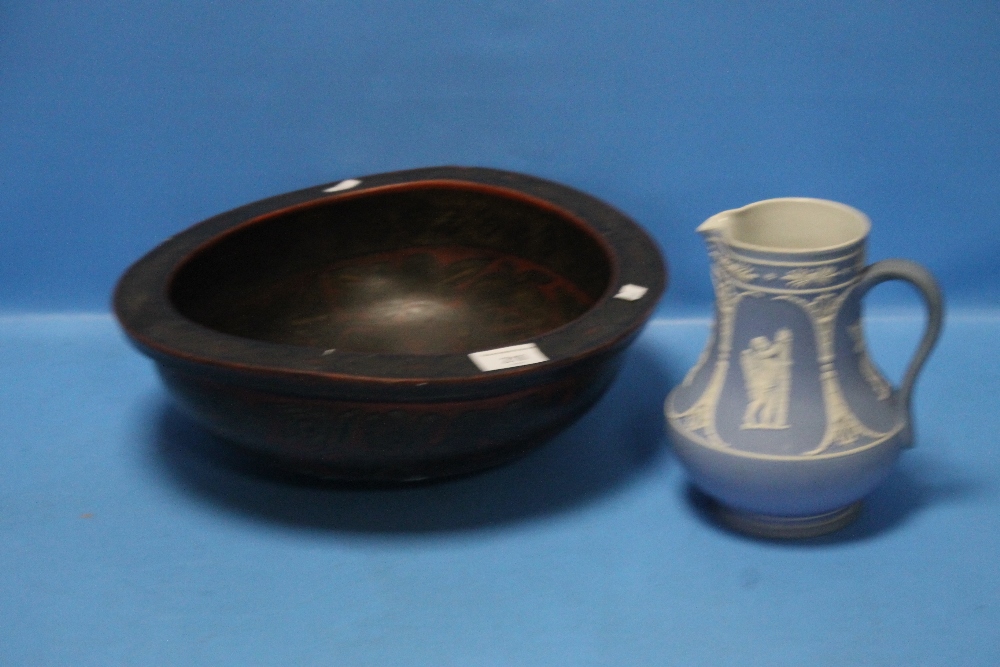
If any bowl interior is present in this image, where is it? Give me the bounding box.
[169,183,614,355]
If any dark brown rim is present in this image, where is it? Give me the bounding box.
[114,166,667,388]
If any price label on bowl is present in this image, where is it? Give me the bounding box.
[468,343,549,372]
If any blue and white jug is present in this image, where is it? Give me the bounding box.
[666,198,943,538]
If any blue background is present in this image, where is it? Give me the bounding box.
[3,1,999,311]
[2,2,998,665]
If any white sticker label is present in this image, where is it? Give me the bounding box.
[468,343,549,372]
[323,178,362,193]
[614,284,648,301]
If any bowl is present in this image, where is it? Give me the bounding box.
[114,167,666,481]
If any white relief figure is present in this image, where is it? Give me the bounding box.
[740,328,793,430]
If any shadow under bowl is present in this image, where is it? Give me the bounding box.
[115,167,666,482]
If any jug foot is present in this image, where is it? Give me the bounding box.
[714,502,862,539]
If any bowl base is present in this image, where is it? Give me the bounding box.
[713,501,862,539]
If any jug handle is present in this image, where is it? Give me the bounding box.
[852,259,944,447]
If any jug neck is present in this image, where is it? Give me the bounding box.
[699,200,870,293]
[698,198,871,257]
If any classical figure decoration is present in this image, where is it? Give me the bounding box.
[666,199,943,537]
[667,234,897,457]
[740,329,793,429]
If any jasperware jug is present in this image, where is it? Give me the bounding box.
[666,198,943,537]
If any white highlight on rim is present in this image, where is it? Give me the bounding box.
[614,284,649,301]
[323,179,362,193]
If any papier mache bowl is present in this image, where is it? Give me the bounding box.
[114,167,666,482]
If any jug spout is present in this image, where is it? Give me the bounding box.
[696,210,735,240]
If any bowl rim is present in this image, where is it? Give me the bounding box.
[114,166,666,387]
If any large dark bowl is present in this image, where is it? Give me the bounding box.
[114,167,666,481]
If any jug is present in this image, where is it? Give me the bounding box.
[665,198,943,538]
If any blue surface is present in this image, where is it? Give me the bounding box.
[1,311,996,665]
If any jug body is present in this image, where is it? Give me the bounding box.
[666,198,942,538]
